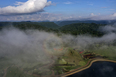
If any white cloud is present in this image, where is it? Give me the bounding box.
[98,13,101,15]
[0,13,79,21]
[88,4,93,6]
[0,13,116,21]
[0,0,52,15]
[78,16,82,18]
[101,7,107,8]
[110,9,115,10]
[88,13,116,20]
[14,1,25,5]
[45,1,52,6]
[112,13,116,16]
[90,13,96,16]
[64,1,73,4]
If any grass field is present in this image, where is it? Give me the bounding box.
[53,45,116,74]
[90,46,116,60]
[1,45,116,76]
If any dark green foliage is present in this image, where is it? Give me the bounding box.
[0,22,12,30]
[0,22,12,26]
[38,22,60,29]
[0,22,60,33]
[56,20,116,26]
[59,23,105,36]
[0,21,106,37]
[13,22,47,30]
[6,66,35,77]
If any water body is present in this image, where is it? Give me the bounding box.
[67,61,116,77]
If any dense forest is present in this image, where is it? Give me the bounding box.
[56,20,116,26]
[0,21,108,37]
[59,23,105,36]
[38,22,60,29]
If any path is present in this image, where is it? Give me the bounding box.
[3,67,9,77]
[31,60,55,77]
[61,58,116,77]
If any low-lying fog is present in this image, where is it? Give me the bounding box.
[0,23,116,66]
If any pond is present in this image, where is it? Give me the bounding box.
[67,61,116,77]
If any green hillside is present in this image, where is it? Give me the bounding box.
[38,22,60,29]
[60,23,105,36]
[0,22,106,37]
[56,20,116,26]
[0,22,60,30]
[13,22,48,30]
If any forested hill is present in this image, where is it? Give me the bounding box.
[0,22,60,29]
[38,22,60,29]
[0,22,50,31]
[0,22,107,37]
[13,22,48,30]
[13,22,60,29]
[60,23,105,36]
[0,22,12,26]
[56,20,116,26]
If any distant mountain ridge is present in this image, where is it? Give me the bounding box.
[60,23,105,36]
[0,21,112,37]
[0,22,60,29]
[38,22,60,29]
[56,20,116,26]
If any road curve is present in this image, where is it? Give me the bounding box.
[3,67,9,77]
[61,58,116,77]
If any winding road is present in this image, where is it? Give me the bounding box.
[3,67,9,77]
[4,58,116,77]
[61,58,116,77]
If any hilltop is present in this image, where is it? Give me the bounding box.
[56,20,116,26]
[38,22,60,29]
[0,21,107,37]
[60,23,105,36]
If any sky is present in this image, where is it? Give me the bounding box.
[0,0,116,21]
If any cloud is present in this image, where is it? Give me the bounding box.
[0,27,63,71]
[0,13,80,21]
[87,13,116,20]
[88,4,93,6]
[112,13,116,17]
[0,23,116,75]
[90,13,96,16]
[14,1,25,5]
[99,25,116,33]
[64,1,73,4]
[0,0,52,15]
[101,7,107,8]
[0,12,116,21]
[110,9,115,10]
[45,1,52,6]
